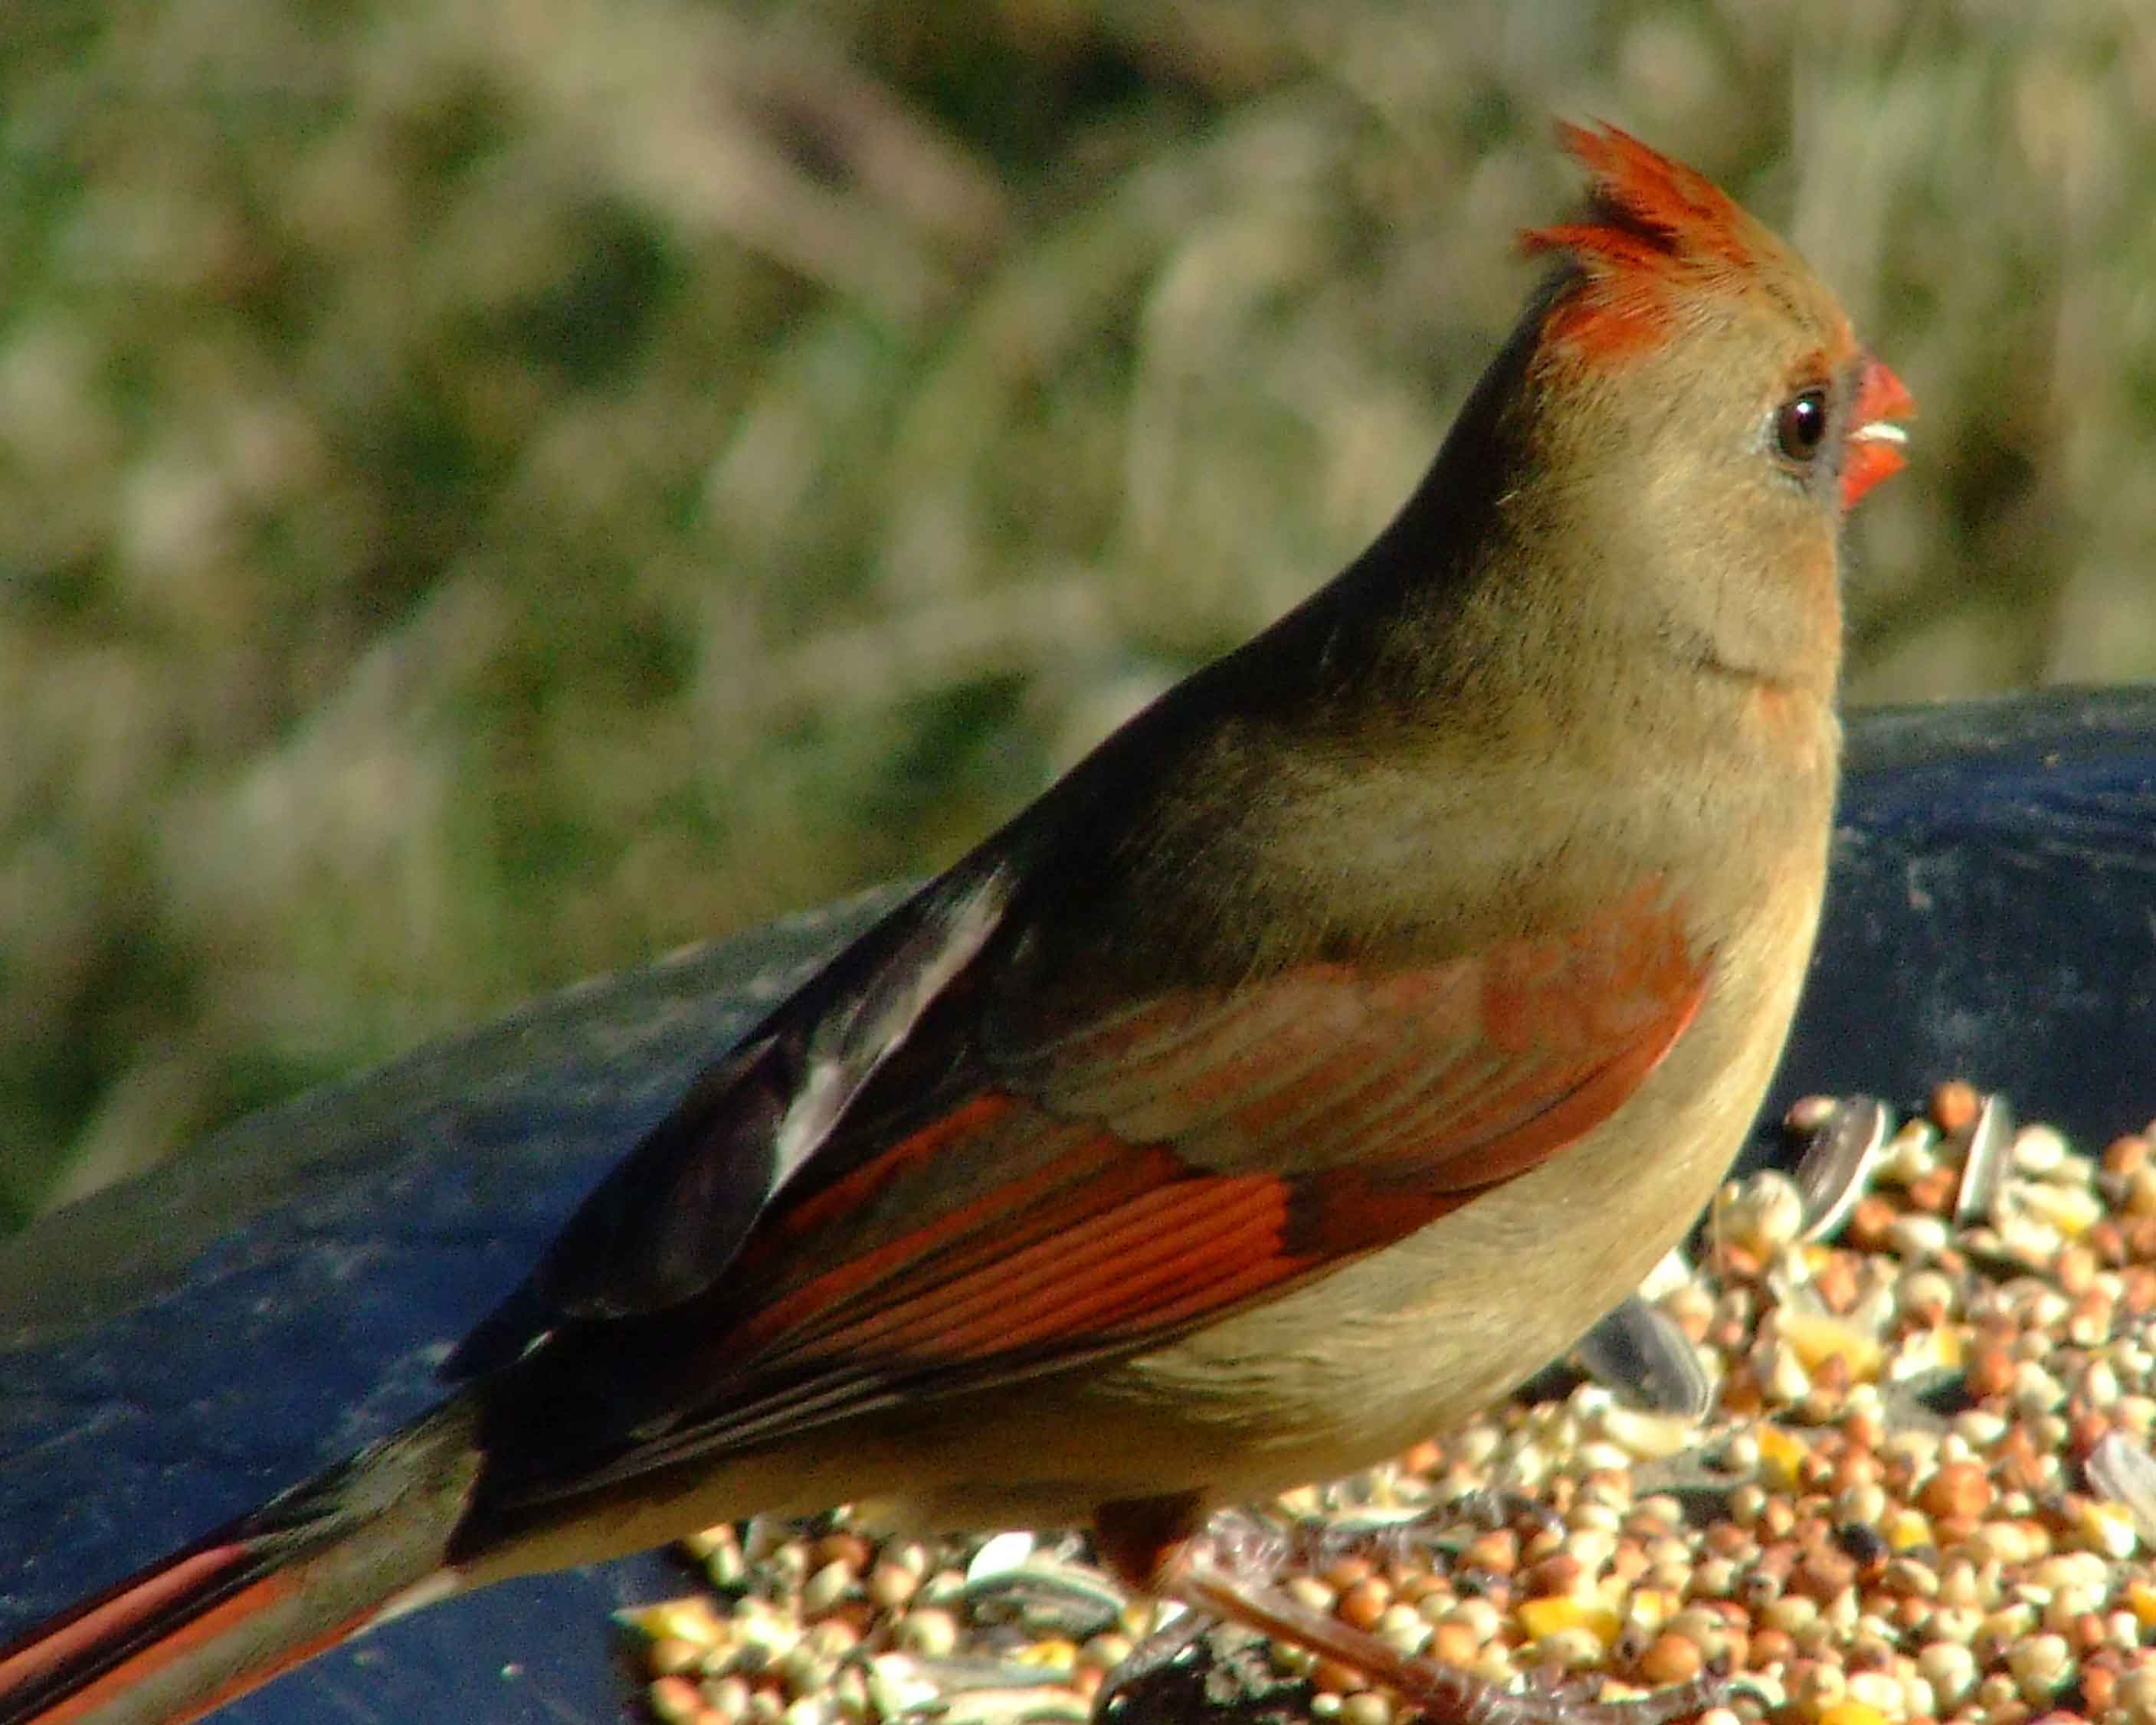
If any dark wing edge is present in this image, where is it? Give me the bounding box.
[444,859,1016,1379]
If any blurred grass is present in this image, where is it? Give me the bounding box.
[3,0,2153,1220]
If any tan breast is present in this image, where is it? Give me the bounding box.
[1063,702,1838,1504]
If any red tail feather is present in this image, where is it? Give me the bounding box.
[0,1402,480,1724]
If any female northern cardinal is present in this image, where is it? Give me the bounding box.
[0,123,1909,1725]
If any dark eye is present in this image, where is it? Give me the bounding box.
[1774,388,1829,462]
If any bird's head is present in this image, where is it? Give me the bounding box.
[1509,123,1912,704]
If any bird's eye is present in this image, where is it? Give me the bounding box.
[1774,388,1829,463]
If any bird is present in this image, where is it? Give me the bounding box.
[0,122,1910,1725]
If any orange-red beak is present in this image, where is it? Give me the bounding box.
[1840,355,1915,511]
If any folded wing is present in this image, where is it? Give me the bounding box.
[476,878,1708,1501]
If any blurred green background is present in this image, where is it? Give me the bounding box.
[3,0,2151,1222]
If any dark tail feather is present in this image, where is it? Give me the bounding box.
[0,1399,483,1725]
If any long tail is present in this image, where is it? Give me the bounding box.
[0,1398,484,1725]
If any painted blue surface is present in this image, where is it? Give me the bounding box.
[1762,686,2156,1157]
[1,888,899,1723]
[5,689,2155,1723]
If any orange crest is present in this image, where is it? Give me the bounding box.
[1522,123,1768,360]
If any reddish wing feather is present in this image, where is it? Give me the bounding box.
[709,885,1708,1382]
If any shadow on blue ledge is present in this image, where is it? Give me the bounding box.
[3,686,2153,1725]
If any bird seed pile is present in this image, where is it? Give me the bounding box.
[621,1082,2156,1725]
